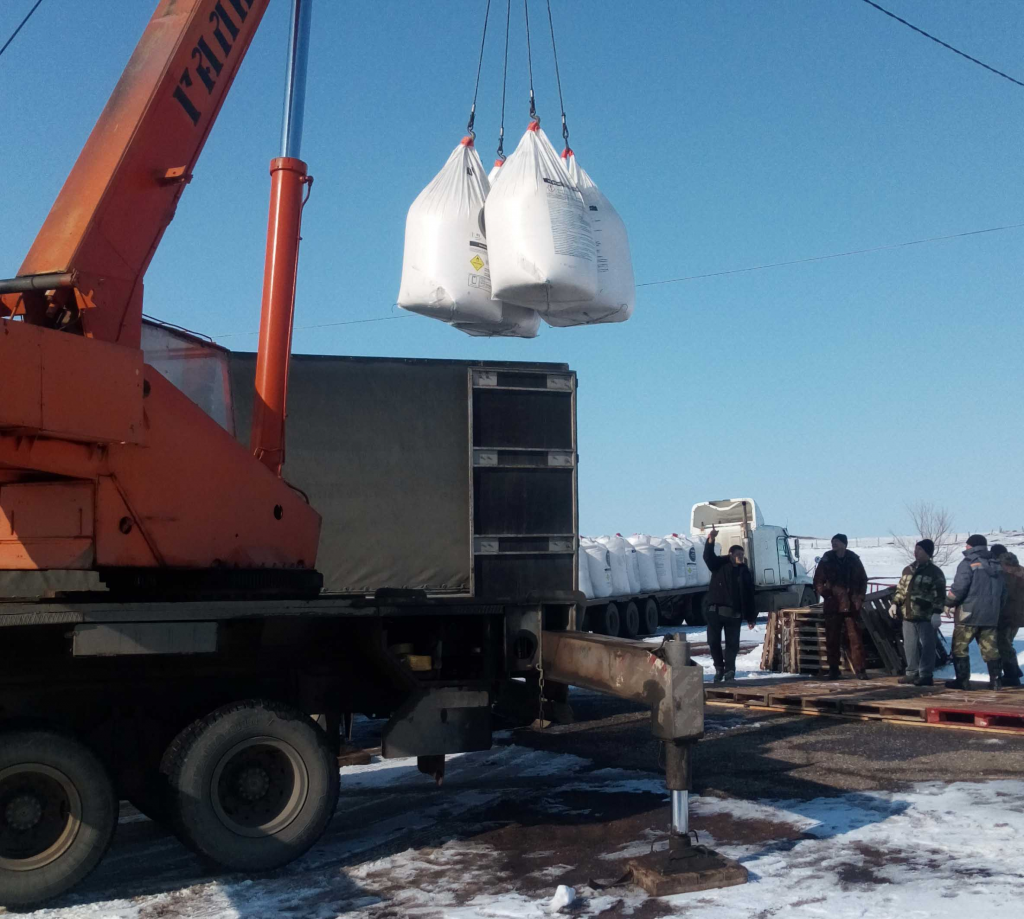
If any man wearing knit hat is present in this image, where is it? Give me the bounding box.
[813,533,869,679]
[891,539,946,686]
[945,534,1007,690]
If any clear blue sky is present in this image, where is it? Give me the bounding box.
[2,1,1022,538]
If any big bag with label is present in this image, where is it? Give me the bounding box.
[397,137,502,324]
[543,149,635,327]
[484,123,598,309]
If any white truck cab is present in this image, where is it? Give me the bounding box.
[690,498,814,610]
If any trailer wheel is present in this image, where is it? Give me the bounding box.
[597,602,621,637]
[163,700,339,872]
[640,598,660,635]
[0,729,117,908]
[622,601,641,638]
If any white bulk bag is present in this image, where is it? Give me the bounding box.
[647,536,676,590]
[543,150,635,327]
[397,138,502,324]
[662,535,691,589]
[451,301,540,338]
[626,535,662,592]
[599,534,641,594]
[581,539,613,599]
[671,534,699,586]
[577,543,594,598]
[484,123,598,309]
[596,535,632,596]
[488,158,505,187]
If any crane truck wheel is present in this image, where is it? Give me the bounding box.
[0,729,117,908]
[597,602,622,637]
[640,598,660,636]
[162,700,339,872]
[622,601,641,638]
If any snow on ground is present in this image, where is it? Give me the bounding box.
[21,745,1024,919]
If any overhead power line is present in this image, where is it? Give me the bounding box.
[208,221,1023,338]
[636,222,1024,288]
[858,0,1024,89]
[0,0,44,60]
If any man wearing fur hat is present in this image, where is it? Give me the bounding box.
[945,534,1007,690]
[813,533,869,680]
[891,539,946,686]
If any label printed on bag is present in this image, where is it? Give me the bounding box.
[470,255,485,271]
[544,177,595,261]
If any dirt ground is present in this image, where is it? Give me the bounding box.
[17,686,1024,918]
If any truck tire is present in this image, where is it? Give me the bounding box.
[622,601,641,638]
[800,586,819,607]
[597,603,621,638]
[639,598,660,636]
[163,700,339,872]
[0,729,117,908]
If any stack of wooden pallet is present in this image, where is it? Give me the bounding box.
[761,588,901,675]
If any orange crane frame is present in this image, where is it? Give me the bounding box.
[0,0,321,590]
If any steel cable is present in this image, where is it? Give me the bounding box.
[544,0,570,148]
[466,0,493,137]
[497,0,512,160]
[523,0,537,121]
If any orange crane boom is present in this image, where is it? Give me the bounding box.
[0,0,322,594]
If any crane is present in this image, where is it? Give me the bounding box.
[0,0,320,597]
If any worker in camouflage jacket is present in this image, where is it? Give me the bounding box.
[994,550,1024,687]
[890,539,946,686]
[813,533,868,680]
[944,534,1007,690]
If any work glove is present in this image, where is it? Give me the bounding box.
[888,603,899,619]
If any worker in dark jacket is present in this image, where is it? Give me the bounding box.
[813,533,868,680]
[997,552,1024,687]
[945,534,1007,690]
[890,539,946,686]
[703,527,756,683]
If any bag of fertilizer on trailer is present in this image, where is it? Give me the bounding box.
[543,149,635,328]
[397,137,502,325]
[599,534,641,594]
[484,123,597,311]
[626,535,662,592]
[577,543,594,598]
[668,534,699,586]
[645,536,676,590]
[595,535,632,595]
[581,538,613,598]
[661,535,691,589]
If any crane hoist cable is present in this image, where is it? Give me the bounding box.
[466,0,493,138]
[544,0,570,151]
[523,0,537,122]
[497,0,512,161]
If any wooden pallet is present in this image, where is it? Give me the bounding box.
[706,676,1024,734]
[762,588,901,676]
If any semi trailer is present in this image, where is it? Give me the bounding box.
[581,501,816,636]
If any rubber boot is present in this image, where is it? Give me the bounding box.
[714,669,725,683]
[945,656,971,690]
[826,668,841,681]
[898,673,917,685]
[1003,661,1022,688]
[987,660,1003,691]
[723,669,736,682]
